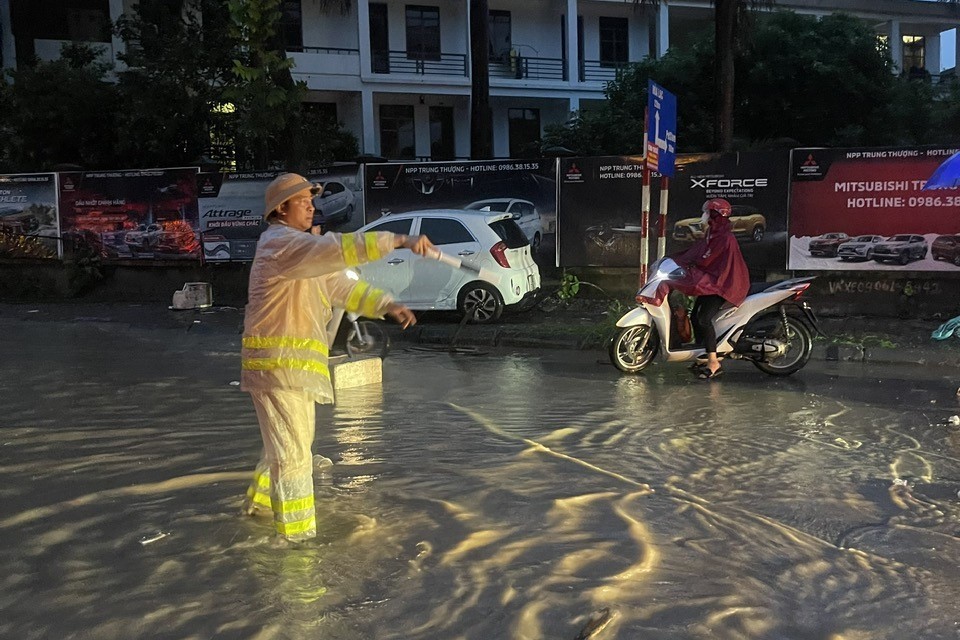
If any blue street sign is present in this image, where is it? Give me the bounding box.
[646,79,677,177]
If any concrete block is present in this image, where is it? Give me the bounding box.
[330,355,382,390]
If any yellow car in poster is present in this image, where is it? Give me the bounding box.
[673,205,766,243]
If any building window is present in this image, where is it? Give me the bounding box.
[380,105,416,159]
[508,108,540,158]
[489,10,511,62]
[599,17,628,67]
[280,0,303,50]
[370,3,390,73]
[903,35,925,73]
[303,102,338,123]
[429,106,455,160]
[406,5,440,61]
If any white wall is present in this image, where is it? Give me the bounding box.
[491,0,566,60]
[379,2,468,56]
[578,3,653,62]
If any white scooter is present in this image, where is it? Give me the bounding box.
[609,257,822,376]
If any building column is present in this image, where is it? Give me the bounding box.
[656,0,669,59]
[566,0,577,85]
[415,103,431,159]
[949,28,959,73]
[568,96,580,116]
[108,0,126,69]
[927,32,941,75]
[890,20,902,74]
[361,89,377,154]
[0,0,15,72]
[357,0,371,76]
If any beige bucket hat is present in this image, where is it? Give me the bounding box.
[263,173,322,219]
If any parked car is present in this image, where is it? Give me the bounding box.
[465,198,543,252]
[931,234,960,266]
[355,209,541,323]
[837,234,886,261]
[872,234,929,265]
[312,180,355,228]
[808,232,850,257]
[673,205,766,243]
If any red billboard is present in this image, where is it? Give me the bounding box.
[789,147,960,271]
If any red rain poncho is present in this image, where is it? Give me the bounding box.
[671,215,749,306]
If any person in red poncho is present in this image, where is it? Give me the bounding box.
[669,198,749,379]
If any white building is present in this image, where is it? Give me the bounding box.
[2,0,958,159]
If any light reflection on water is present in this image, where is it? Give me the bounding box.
[1,321,960,639]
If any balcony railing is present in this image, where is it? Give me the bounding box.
[489,56,566,81]
[579,59,630,82]
[372,50,468,76]
[288,45,361,56]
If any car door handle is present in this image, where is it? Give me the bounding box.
[387,258,404,265]
[457,250,475,256]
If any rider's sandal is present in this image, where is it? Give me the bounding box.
[697,366,724,380]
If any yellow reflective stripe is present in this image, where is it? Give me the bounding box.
[364,232,382,261]
[242,336,329,356]
[242,357,330,379]
[257,473,270,489]
[360,287,386,318]
[342,233,359,266]
[276,514,316,536]
[246,487,272,507]
[345,281,370,312]
[274,495,315,514]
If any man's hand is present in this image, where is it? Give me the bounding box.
[385,303,417,329]
[395,234,436,256]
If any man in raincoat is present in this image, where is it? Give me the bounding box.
[241,173,434,542]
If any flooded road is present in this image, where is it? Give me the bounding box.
[2,318,960,639]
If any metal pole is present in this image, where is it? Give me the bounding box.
[640,166,650,287]
[657,176,669,259]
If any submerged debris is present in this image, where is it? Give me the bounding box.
[139,531,170,546]
[574,607,612,639]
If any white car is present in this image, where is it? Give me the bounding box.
[465,198,543,252]
[312,179,355,228]
[355,209,541,323]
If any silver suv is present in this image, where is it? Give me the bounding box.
[872,234,928,265]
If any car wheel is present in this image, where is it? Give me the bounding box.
[865,249,873,260]
[531,232,541,253]
[899,251,910,265]
[954,254,960,267]
[344,204,354,222]
[457,281,504,324]
[752,226,764,242]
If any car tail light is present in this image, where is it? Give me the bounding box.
[490,241,511,268]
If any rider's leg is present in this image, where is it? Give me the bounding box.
[693,295,725,374]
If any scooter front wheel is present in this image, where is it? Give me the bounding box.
[609,325,658,374]
[346,321,390,359]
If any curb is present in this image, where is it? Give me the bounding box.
[387,324,960,368]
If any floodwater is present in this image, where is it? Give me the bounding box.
[2,316,960,639]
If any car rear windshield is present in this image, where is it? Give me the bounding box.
[488,219,529,248]
[891,235,911,241]
[467,201,510,212]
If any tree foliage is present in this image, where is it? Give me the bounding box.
[0,44,119,171]
[545,11,960,155]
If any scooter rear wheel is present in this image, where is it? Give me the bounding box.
[751,316,812,376]
[609,325,658,374]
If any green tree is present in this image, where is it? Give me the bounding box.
[0,44,119,171]
[114,0,236,169]
[737,12,896,147]
[633,0,770,152]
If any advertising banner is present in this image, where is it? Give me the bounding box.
[58,168,200,261]
[558,152,790,269]
[0,173,60,259]
[363,159,557,257]
[789,146,960,271]
[198,164,363,262]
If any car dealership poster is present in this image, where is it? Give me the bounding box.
[363,158,557,240]
[198,164,363,262]
[558,152,790,269]
[0,173,60,259]
[789,146,960,271]
[58,168,200,261]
